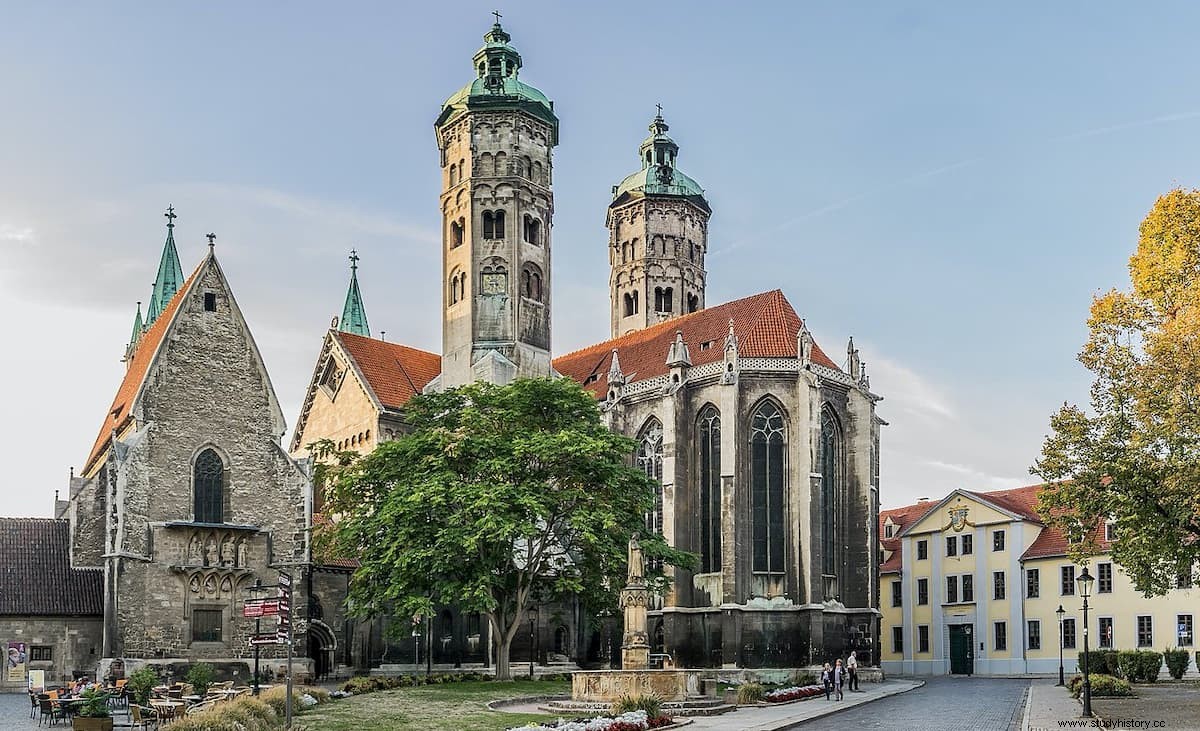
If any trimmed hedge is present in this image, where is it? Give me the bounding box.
[1082,649,1163,682]
[340,671,492,696]
[1068,674,1133,698]
[1078,649,1119,677]
[1164,648,1189,680]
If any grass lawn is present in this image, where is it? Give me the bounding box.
[297,678,570,731]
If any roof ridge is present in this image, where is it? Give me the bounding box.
[553,289,783,362]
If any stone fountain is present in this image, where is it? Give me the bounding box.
[545,538,732,716]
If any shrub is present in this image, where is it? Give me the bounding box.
[1164,648,1190,680]
[1077,650,1117,676]
[790,671,817,687]
[1069,673,1132,698]
[186,662,215,697]
[127,666,160,706]
[298,685,330,704]
[1137,651,1162,683]
[75,688,112,718]
[736,682,764,704]
[260,685,304,717]
[1116,650,1140,681]
[172,697,278,731]
[611,693,663,719]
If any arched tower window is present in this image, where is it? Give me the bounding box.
[450,219,464,248]
[687,293,700,313]
[520,264,543,301]
[493,210,506,239]
[483,211,495,239]
[194,448,225,524]
[636,419,664,539]
[820,407,843,580]
[697,406,722,574]
[523,215,541,245]
[750,400,786,574]
[449,163,458,186]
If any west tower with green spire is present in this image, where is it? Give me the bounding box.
[608,111,710,337]
[433,16,558,388]
[339,250,370,337]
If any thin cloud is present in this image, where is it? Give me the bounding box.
[1054,110,1200,143]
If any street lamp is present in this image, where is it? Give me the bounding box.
[527,608,537,680]
[1076,567,1095,718]
[1056,605,1066,686]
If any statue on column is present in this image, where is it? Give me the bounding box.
[620,536,650,670]
[627,535,645,585]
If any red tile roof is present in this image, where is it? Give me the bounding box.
[878,500,940,573]
[0,518,102,616]
[84,265,203,474]
[966,484,1042,522]
[553,290,839,396]
[310,512,361,570]
[335,332,441,411]
[1022,516,1111,560]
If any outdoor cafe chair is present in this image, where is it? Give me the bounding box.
[131,704,159,730]
[38,697,66,727]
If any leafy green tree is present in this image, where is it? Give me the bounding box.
[1034,188,1200,595]
[318,377,694,680]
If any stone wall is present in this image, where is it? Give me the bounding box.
[0,616,103,690]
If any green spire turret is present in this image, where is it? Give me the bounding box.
[339,249,371,337]
[146,206,185,325]
[123,301,144,362]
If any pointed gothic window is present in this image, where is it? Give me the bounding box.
[698,406,722,574]
[636,419,664,540]
[751,400,786,574]
[194,448,225,524]
[820,407,844,581]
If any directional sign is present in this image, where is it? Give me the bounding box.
[249,635,278,646]
[278,571,292,588]
[243,604,265,618]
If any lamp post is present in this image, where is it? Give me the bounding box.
[527,608,537,680]
[1056,605,1066,686]
[1076,567,1095,718]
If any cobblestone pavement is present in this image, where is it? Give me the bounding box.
[791,677,1029,731]
[1,691,134,730]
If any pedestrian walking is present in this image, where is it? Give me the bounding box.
[847,649,859,691]
[821,662,833,700]
[834,658,845,700]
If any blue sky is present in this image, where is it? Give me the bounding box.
[3,2,1199,516]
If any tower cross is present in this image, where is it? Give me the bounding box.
[164,205,177,226]
[349,249,360,270]
[206,232,216,249]
[492,9,502,24]
[656,103,663,117]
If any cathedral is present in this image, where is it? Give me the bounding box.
[0,19,882,690]
[291,20,885,671]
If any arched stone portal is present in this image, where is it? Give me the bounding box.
[307,620,336,681]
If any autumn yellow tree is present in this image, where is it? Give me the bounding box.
[1035,188,1200,596]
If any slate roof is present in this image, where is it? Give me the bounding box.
[335,332,441,411]
[84,264,202,474]
[0,518,102,616]
[553,290,839,397]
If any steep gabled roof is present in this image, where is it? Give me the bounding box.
[966,484,1042,522]
[334,332,441,411]
[1022,517,1112,561]
[553,290,839,397]
[84,263,203,474]
[0,518,102,616]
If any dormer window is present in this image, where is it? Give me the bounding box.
[884,523,895,538]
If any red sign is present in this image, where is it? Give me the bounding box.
[243,599,281,618]
[243,604,264,618]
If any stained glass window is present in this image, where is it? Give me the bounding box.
[697,406,721,573]
[194,449,224,524]
[751,401,785,574]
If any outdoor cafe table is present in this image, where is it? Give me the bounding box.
[150,699,186,722]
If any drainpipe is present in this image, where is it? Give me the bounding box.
[1019,558,1027,674]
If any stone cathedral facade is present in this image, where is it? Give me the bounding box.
[291,20,885,670]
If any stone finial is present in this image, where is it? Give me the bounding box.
[798,322,813,367]
[847,336,861,381]
[607,349,625,386]
[721,319,739,385]
[666,330,691,368]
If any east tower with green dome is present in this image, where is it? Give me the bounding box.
[608,112,710,338]
[433,18,558,388]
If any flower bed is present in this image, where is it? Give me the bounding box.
[764,684,825,702]
[508,709,674,731]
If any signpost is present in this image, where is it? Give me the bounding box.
[244,580,270,696]
[279,571,294,729]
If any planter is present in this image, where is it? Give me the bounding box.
[73,717,114,731]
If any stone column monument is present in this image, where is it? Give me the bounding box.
[620,536,651,670]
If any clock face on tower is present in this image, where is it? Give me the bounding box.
[482,272,507,295]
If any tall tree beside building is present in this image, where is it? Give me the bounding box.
[318,377,694,680]
[1035,188,1200,595]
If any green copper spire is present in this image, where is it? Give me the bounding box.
[146,205,185,325]
[611,109,708,210]
[124,301,144,361]
[339,249,371,337]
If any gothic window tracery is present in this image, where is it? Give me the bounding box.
[820,407,844,581]
[697,406,722,573]
[750,400,786,574]
[194,448,225,524]
[636,419,664,540]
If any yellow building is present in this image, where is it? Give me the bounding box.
[878,485,1198,676]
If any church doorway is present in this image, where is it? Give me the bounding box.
[307,621,336,681]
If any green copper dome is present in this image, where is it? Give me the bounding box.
[611,113,708,210]
[436,21,558,142]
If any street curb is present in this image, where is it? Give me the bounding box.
[749,680,926,731]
